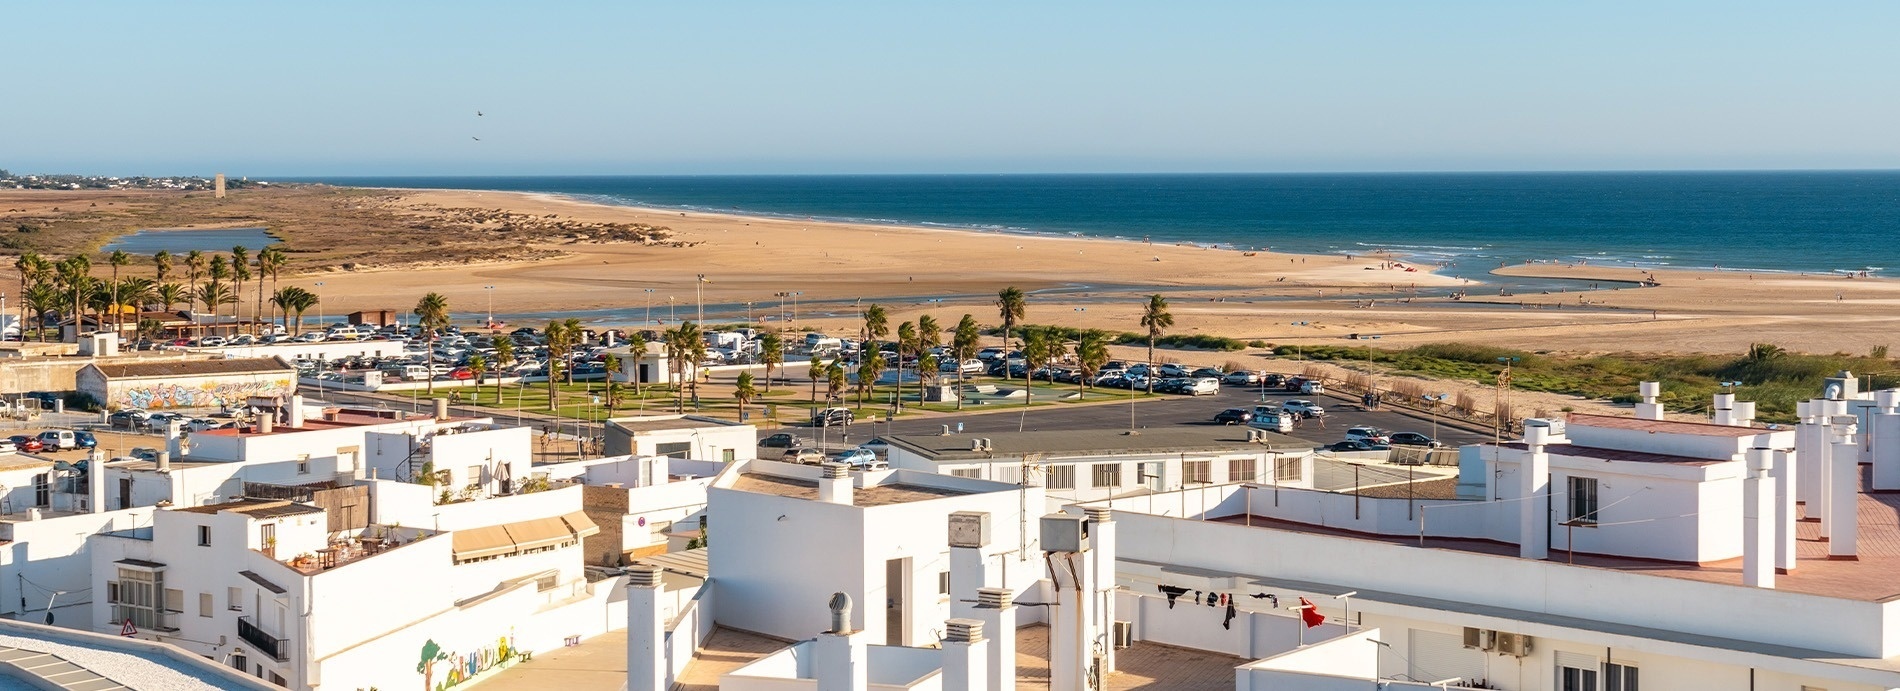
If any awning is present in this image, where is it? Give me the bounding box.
[561,511,601,539]
[238,570,286,594]
[504,517,573,552]
[452,525,516,561]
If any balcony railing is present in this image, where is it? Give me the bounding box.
[238,616,288,661]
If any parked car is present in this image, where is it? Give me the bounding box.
[810,407,854,427]
[1158,363,1191,378]
[1388,432,1442,448]
[1185,378,1221,396]
[1327,440,1388,453]
[37,430,77,451]
[857,438,891,456]
[1214,408,1254,425]
[1223,370,1261,385]
[1191,367,1225,379]
[1248,409,1295,434]
[834,448,887,470]
[0,439,15,454]
[1281,400,1325,416]
[6,436,41,453]
[1261,374,1286,388]
[109,409,152,430]
[1344,427,1392,445]
[759,433,806,449]
[73,431,97,449]
[782,448,825,464]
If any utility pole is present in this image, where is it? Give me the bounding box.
[1495,357,1518,444]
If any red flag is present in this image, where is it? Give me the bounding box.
[1298,597,1326,628]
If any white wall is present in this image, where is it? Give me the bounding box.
[1,508,153,626]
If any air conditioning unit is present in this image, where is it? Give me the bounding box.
[1040,514,1089,552]
[1462,627,1493,650]
[1493,632,1533,657]
[1112,620,1134,649]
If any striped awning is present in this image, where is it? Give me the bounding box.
[505,517,574,552]
[452,525,516,560]
[561,511,601,539]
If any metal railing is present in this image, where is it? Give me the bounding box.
[237,616,288,661]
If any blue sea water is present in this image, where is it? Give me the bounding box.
[102,227,278,255]
[285,172,1900,278]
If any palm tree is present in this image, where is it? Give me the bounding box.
[466,355,487,403]
[255,248,285,335]
[14,252,46,339]
[152,250,172,283]
[625,331,647,398]
[1075,329,1111,399]
[663,324,690,412]
[205,255,230,338]
[184,250,205,303]
[734,371,758,421]
[678,321,706,409]
[269,287,298,333]
[1021,328,1054,409]
[24,284,58,342]
[825,361,847,404]
[229,246,251,331]
[857,348,885,406]
[55,256,92,339]
[117,278,154,321]
[413,292,450,393]
[108,250,130,335]
[492,337,516,404]
[896,321,918,410]
[155,283,189,313]
[543,319,576,407]
[952,314,980,411]
[861,303,889,347]
[558,318,582,385]
[759,332,783,393]
[288,288,318,335]
[136,318,165,344]
[996,286,1027,382]
[1139,294,1173,394]
[808,352,824,404]
[193,282,237,332]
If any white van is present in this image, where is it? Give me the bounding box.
[327,326,364,341]
[401,365,431,381]
[1248,406,1295,433]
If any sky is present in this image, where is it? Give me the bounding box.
[5,1,1898,176]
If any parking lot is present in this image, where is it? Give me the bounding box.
[755,382,1497,452]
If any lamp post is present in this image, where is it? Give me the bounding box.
[696,274,708,325]
[313,282,325,331]
[668,296,675,324]
[644,289,656,325]
[484,285,496,329]
[44,590,65,625]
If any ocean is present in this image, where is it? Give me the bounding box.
[287,172,1900,279]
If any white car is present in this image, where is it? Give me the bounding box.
[1345,427,1391,445]
[1186,378,1221,396]
[296,332,328,343]
[1281,399,1325,416]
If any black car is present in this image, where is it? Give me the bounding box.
[1327,440,1390,452]
[811,407,855,427]
[759,433,806,448]
[1191,367,1225,379]
[1261,374,1286,388]
[1155,378,1192,394]
[1389,432,1441,448]
[1214,408,1254,425]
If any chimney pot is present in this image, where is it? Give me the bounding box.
[628,565,663,588]
[945,618,984,643]
[156,451,170,472]
[977,587,1012,608]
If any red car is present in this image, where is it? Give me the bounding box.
[448,367,476,381]
[7,435,44,453]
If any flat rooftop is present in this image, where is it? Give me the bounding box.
[733,473,970,506]
[1500,441,1729,466]
[192,409,444,437]
[888,427,1310,462]
[1568,412,1768,437]
[1214,468,1900,602]
[0,455,54,472]
[176,498,324,519]
[608,416,738,433]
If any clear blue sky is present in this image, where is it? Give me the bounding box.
[6,1,1897,176]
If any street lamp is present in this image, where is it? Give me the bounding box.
[644,289,656,325]
[484,285,496,329]
[44,590,66,625]
[668,296,676,323]
[313,282,325,331]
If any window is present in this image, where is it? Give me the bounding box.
[295,454,309,475]
[938,571,951,595]
[655,442,692,459]
[33,473,50,507]
[1274,457,1302,482]
[950,468,982,479]
[466,465,484,488]
[164,589,184,614]
[1091,463,1122,488]
[1230,459,1258,483]
[1183,460,1211,484]
[1568,476,1600,526]
[722,448,736,462]
[106,582,120,605]
[197,525,211,547]
[112,568,160,630]
[230,655,246,673]
[228,587,243,612]
[1046,465,1075,490]
[1557,652,1598,691]
[1605,662,1639,691]
[199,593,213,618]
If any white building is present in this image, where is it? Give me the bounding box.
[76,357,296,411]
[883,427,1314,511]
[604,414,758,463]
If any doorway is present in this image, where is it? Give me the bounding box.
[885,558,908,646]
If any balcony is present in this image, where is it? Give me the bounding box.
[238,616,288,661]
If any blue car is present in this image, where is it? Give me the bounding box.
[73,431,98,449]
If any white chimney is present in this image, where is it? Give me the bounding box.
[1830,427,1860,560]
[1634,381,1664,420]
[1743,448,1776,588]
[941,619,989,691]
[1873,395,1900,491]
[287,394,305,428]
[949,512,992,622]
[1773,449,1798,575]
[1712,392,1737,426]
[1794,401,1824,510]
[974,588,1017,691]
[166,419,184,458]
[257,415,273,434]
[433,397,451,421]
[626,566,666,691]
[156,451,170,472]
[1732,400,1756,427]
[818,464,853,506]
[1087,506,1118,675]
[87,454,107,514]
[1519,419,1559,560]
[814,593,868,691]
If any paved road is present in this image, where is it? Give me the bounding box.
[760,384,1495,450]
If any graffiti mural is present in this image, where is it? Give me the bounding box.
[418,631,522,691]
[114,377,292,410]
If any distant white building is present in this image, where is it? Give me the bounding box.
[603,414,757,463]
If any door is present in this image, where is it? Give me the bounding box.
[1141,462,1166,492]
[885,558,908,646]
[118,478,132,510]
[259,523,276,559]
